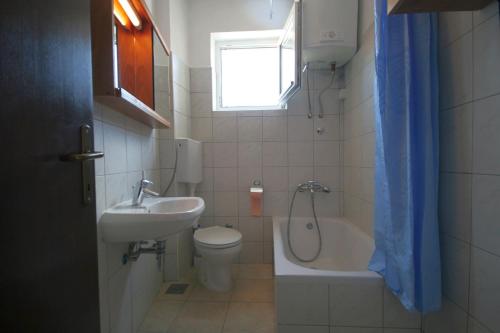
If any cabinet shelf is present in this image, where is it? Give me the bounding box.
[388,0,494,15]
[95,88,171,129]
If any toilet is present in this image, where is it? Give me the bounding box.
[194,226,242,292]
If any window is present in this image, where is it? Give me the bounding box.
[211,31,284,111]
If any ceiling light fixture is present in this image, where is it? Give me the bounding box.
[117,0,142,30]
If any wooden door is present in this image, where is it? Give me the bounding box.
[0,0,101,331]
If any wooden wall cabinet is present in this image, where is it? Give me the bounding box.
[388,0,494,15]
[91,0,172,128]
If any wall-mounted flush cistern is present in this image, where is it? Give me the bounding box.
[175,138,202,197]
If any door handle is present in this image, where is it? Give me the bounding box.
[60,124,104,205]
[61,152,104,162]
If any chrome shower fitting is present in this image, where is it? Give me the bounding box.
[297,180,330,193]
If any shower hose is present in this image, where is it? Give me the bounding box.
[287,188,323,262]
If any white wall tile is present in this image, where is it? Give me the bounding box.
[126,132,142,172]
[108,266,133,333]
[238,117,263,141]
[441,235,470,310]
[423,298,468,333]
[263,167,289,192]
[213,167,237,191]
[332,328,382,333]
[288,116,314,141]
[213,117,237,142]
[94,120,105,176]
[330,282,383,327]
[103,123,127,174]
[473,16,500,99]
[238,142,262,167]
[263,142,288,166]
[213,142,237,167]
[439,32,473,109]
[473,1,499,27]
[191,93,213,117]
[439,172,472,242]
[277,282,329,325]
[191,117,213,141]
[469,248,500,332]
[314,115,341,141]
[439,12,473,47]
[289,166,314,191]
[238,167,262,191]
[439,103,473,173]
[468,317,493,333]
[278,325,329,333]
[141,135,160,171]
[239,242,263,263]
[288,142,314,166]
[383,288,421,329]
[263,191,289,217]
[314,141,341,166]
[105,173,128,208]
[473,94,500,174]
[214,191,238,216]
[263,116,287,141]
[472,175,500,256]
[238,217,263,242]
[159,139,176,169]
[190,68,212,93]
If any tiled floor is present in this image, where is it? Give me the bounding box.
[139,264,275,333]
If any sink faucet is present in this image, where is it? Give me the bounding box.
[132,175,160,206]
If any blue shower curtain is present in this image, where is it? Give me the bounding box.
[369,0,441,313]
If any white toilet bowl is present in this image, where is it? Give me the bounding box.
[194,226,242,292]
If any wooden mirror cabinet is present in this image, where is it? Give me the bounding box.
[91,0,172,128]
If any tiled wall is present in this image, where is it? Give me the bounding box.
[93,52,192,333]
[342,0,376,237]
[94,102,171,333]
[190,67,344,264]
[424,4,500,333]
[342,1,500,332]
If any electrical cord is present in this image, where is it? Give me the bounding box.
[162,143,178,197]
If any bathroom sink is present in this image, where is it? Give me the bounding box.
[100,197,205,243]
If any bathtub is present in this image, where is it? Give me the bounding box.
[273,217,421,332]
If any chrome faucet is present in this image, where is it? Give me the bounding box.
[297,180,330,193]
[132,175,160,206]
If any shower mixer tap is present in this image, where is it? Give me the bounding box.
[297,181,330,193]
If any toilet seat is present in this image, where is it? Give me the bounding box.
[194,226,242,249]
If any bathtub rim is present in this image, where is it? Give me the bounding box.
[273,216,381,282]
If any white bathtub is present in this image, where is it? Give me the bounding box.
[273,217,419,332]
[273,216,380,281]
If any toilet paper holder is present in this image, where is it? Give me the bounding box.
[250,180,263,193]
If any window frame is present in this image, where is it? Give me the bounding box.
[211,30,285,112]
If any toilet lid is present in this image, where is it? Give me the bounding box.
[194,226,242,248]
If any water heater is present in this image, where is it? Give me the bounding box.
[302,0,358,66]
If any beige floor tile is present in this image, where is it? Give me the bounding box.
[167,301,228,333]
[140,300,184,333]
[223,302,276,333]
[231,279,275,302]
[189,284,233,302]
[237,264,274,279]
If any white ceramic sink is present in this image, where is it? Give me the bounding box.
[100,197,205,243]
